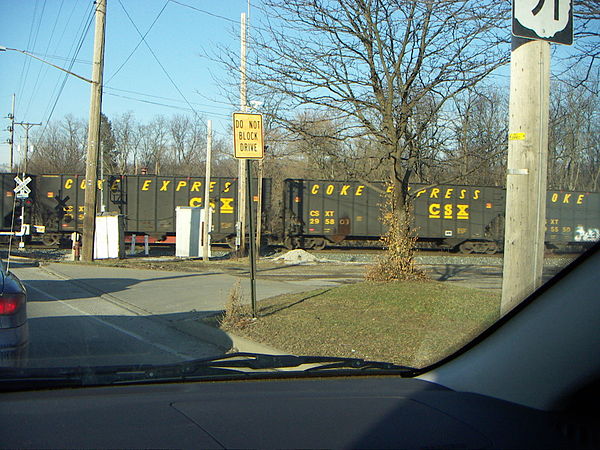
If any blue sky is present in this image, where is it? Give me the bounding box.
[0,0,254,165]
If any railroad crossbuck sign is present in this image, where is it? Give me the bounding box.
[233,113,264,159]
[14,176,31,199]
[513,0,573,45]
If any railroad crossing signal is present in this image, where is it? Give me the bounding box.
[233,113,264,159]
[513,0,573,45]
[14,176,31,199]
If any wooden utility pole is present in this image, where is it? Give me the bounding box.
[203,120,213,261]
[501,37,551,314]
[82,0,107,262]
[237,12,248,253]
[14,121,41,172]
[8,94,15,172]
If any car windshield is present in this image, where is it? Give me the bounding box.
[0,1,597,380]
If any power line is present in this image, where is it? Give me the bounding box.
[106,1,169,84]
[35,4,95,146]
[117,0,205,124]
[104,91,231,119]
[166,0,240,25]
[23,0,65,119]
[105,86,235,111]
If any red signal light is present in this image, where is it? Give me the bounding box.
[0,293,25,315]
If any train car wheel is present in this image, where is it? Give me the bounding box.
[459,241,475,254]
[42,233,61,247]
[284,236,299,250]
[226,236,237,249]
[484,242,499,254]
[311,238,326,251]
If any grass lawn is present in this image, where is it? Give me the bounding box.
[222,280,501,368]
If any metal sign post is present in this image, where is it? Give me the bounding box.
[233,112,265,318]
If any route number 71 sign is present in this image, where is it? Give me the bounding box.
[513,0,573,45]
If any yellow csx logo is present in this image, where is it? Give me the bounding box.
[188,198,216,209]
[220,198,234,213]
[429,203,470,220]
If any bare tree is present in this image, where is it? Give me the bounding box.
[29,115,87,173]
[548,76,600,190]
[224,0,510,217]
[112,112,141,174]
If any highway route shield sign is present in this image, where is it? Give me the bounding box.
[513,0,573,45]
[233,113,264,159]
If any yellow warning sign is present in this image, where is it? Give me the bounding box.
[233,112,264,159]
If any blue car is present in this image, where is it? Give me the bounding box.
[0,261,28,366]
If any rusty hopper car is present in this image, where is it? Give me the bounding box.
[283,179,600,253]
[33,174,271,246]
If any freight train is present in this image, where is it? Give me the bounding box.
[1,173,599,254]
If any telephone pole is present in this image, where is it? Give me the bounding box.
[14,121,41,172]
[82,0,107,262]
[237,11,248,253]
[501,38,551,315]
[7,94,15,171]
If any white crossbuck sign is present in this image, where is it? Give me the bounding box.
[14,176,32,199]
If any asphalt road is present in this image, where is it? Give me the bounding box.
[10,263,225,368]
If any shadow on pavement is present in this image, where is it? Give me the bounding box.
[19,310,232,368]
[24,272,214,302]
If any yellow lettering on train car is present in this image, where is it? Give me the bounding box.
[310,210,320,217]
[142,180,152,191]
[577,194,585,204]
[473,189,480,199]
[429,203,441,219]
[191,181,202,192]
[80,180,86,189]
[459,189,466,199]
[189,197,202,207]
[311,184,320,194]
[160,181,171,191]
[551,193,558,202]
[355,185,364,196]
[64,179,73,189]
[97,180,104,189]
[445,188,454,199]
[78,206,85,212]
[326,184,335,195]
[210,181,217,192]
[563,193,571,203]
[457,204,469,219]
[223,182,232,193]
[78,214,84,221]
[176,181,187,191]
[444,204,453,219]
[340,185,350,195]
[325,210,334,217]
[220,198,234,213]
[111,179,121,191]
[430,188,440,198]
[416,189,426,197]
[386,186,393,193]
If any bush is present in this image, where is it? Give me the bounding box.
[365,187,427,282]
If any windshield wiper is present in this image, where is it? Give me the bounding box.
[0,353,417,390]
[120,352,417,382]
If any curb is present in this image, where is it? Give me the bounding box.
[37,262,285,355]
